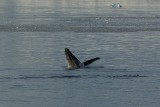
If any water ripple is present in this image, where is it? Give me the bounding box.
[0,74,147,80]
[0,24,159,32]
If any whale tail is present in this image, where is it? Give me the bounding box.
[65,48,81,69]
[65,48,100,69]
[82,57,100,66]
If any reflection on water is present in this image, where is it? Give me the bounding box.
[1,0,160,19]
[0,0,160,31]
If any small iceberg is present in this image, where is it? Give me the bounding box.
[111,3,122,8]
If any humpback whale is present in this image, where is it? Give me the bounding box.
[65,48,100,69]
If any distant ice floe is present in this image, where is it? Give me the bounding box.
[111,3,122,8]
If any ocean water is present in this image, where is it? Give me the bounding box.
[0,0,160,107]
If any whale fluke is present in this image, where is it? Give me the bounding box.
[82,57,100,66]
[65,48,100,69]
[65,48,81,69]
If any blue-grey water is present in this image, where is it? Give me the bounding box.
[0,0,160,107]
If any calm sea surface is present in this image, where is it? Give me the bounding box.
[0,0,160,107]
